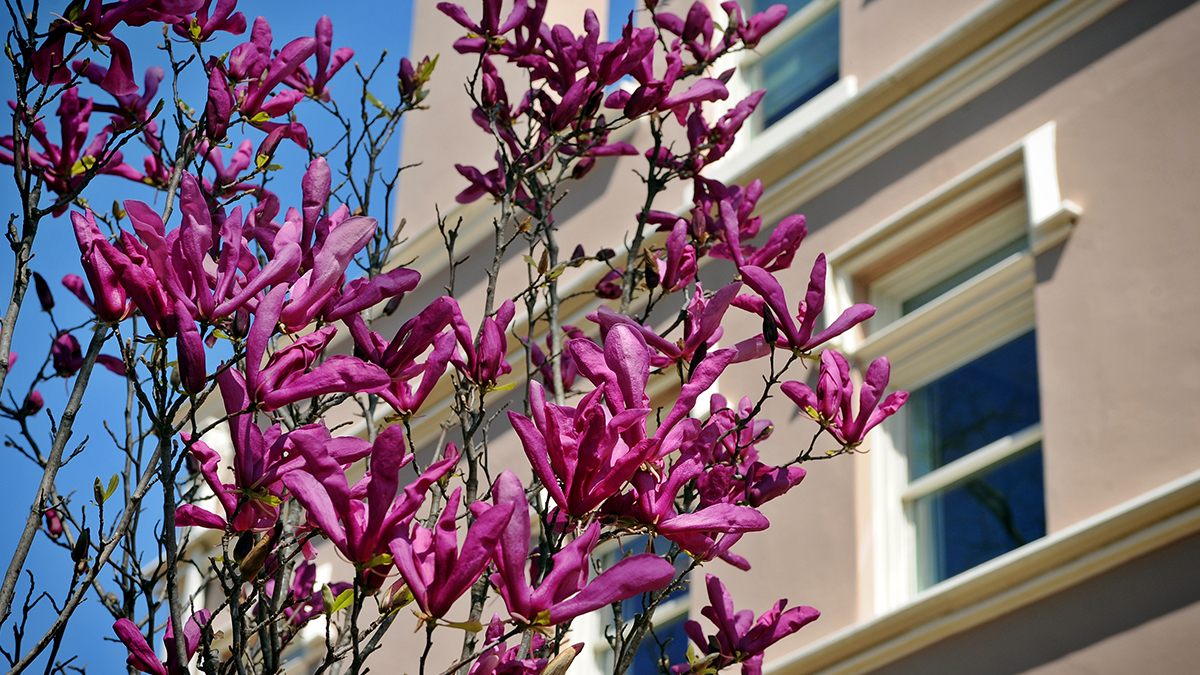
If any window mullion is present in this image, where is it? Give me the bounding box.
[902,423,1043,503]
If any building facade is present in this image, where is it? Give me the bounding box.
[373,0,1200,673]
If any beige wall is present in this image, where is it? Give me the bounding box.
[842,0,991,86]
[375,0,1200,669]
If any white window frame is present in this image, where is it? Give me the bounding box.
[708,0,856,179]
[825,122,1079,613]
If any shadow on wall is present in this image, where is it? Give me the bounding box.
[868,531,1200,675]
[799,0,1200,231]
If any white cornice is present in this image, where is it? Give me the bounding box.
[713,0,1124,225]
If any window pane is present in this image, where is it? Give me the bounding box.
[901,236,1029,315]
[758,6,839,127]
[914,445,1046,588]
[748,0,818,14]
[907,331,1041,480]
[629,615,691,675]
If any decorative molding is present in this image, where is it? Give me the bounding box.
[767,467,1200,675]
[719,0,1122,225]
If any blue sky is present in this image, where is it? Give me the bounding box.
[0,1,412,667]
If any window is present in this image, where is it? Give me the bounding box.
[825,123,1079,610]
[746,0,840,128]
[741,0,841,130]
[905,331,1044,589]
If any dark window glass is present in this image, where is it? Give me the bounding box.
[628,614,691,675]
[749,0,819,14]
[914,445,1046,588]
[757,6,839,127]
[901,236,1029,315]
[907,331,1041,480]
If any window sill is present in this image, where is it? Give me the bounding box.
[764,467,1200,675]
[708,75,858,185]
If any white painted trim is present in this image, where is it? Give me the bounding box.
[738,0,1122,225]
[767,466,1200,675]
[711,76,858,180]
[902,423,1043,502]
[828,121,1080,615]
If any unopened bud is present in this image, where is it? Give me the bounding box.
[21,391,43,416]
[762,308,778,344]
[239,532,274,581]
[571,156,596,181]
[571,245,586,261]
[543,644,582,675]
[44,507,62,538]
[644,262,660,290]
[595,248,615,261]
[93,477,105,506]
[383,293,404,316]
[321,584,336,616]
[32,272,54,312]
[231,308,250,339]
[71,528,90,564]
[233,532,255,562]
[538,249,550,275]
[380,580,414,613]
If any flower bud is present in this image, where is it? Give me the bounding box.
[52,333,83,377]
[21,391,43,416]
[762,308,778,344]
[44,507,63,538]
[595,248,615,261]
[233,532,255,563]
[644,261,660,290]
[379,580,414,614]
[32,272,54,312]
[71,528,90,564]
[231,308,250,339]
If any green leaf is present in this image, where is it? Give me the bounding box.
[523,255,539,269]
[250,112,272,123]
[256,154,269,168]
[440,619,483,633]
[490,381,517,392]
[330,588,355,614]
[104,473,119,501]
[365,91,387,112]
[362,553,393,569]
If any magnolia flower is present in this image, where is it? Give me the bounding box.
[112,609,211,675]
[784,353,908,448]
[283,427,458,571]
[735,259,875,354]
[675,575,818,675]
[451,298,515,387]
[390,485,515,619]
[479,472,677,625]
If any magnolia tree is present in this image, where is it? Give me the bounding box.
[0,1,908,674]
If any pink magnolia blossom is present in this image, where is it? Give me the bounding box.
[782,352,908,448]
[112,609,211,675]
[283,426,457,570]
[475,471,677,625]
[734,260,875,354]
[389,485,515,619]
[675,575,818,675]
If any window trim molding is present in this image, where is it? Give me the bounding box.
[765,466,1200,675]
[825,122,1077,614]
